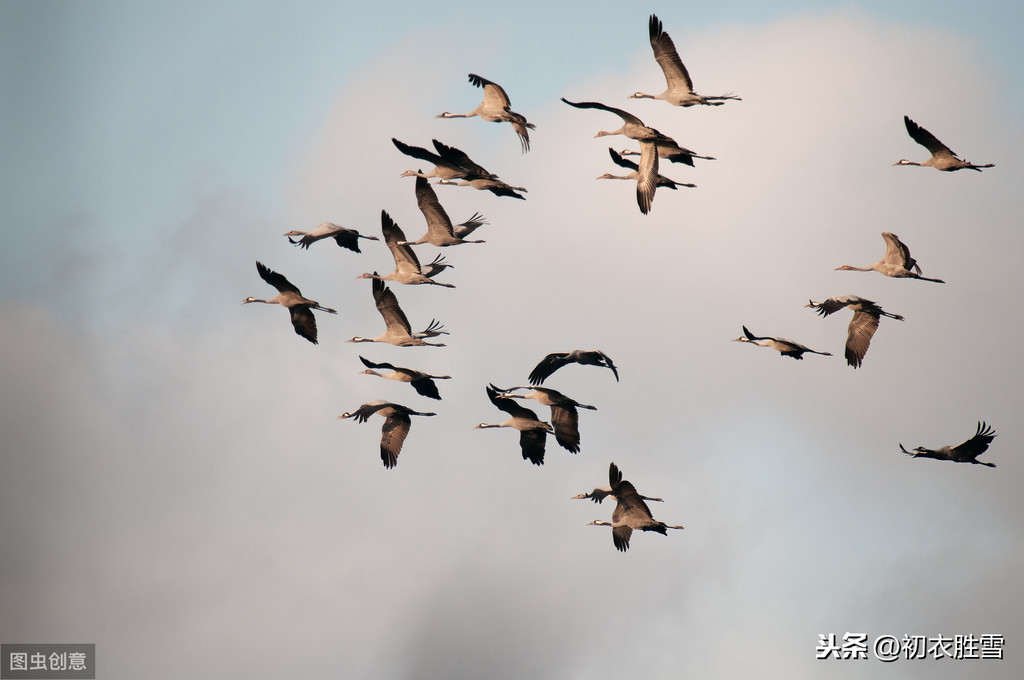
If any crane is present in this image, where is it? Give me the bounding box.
[835,232,945,283]
[806,296,903,368]
[337,401,436,469]
[630,14,740,107]
[242,261,336,344]
[894,116,993,171]
[474,385,552,466]
[900,422,997,467]
[437,73,535,153]
[733,325,832,360]
[585,462,684,552]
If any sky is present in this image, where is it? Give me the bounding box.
[2,1,1023,678]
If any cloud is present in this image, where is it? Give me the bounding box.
[2,8,1020,680]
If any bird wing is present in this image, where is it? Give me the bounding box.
[392,137,444,165]
[509,117,532,153]
[951,422,996,461]
[845,310,880,368]
[346,400,392,423]
[611,524,632,552]
[809,297,851,318]
[648,14,694,92]
[636,139,660,215]
[595,350,620,381]
[468,73,513,109]
[881,232,919,273]
[371,277,413,335]
[256,261,301,295]
[519,427,547,466]
[904,116,955,156]
[415,176,457,240]
[431,139,494,179]
[609,462,624,490]
[379,412,412,468]
[288,306,318,344]
[381,210,424,274]
[550,404,582,453]
[331,229,364,253]
[486,385,543,421]
[410,377,442,400]
[608,147,640,171]
[528,352,569,384]
[359,355,399,371]
[453,212,487,239]
[742,325,768,341]
[560,98,646,127]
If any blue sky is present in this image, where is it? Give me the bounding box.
[2,2,1022,679]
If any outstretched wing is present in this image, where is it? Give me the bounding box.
[952,422,996,461]
[649,14,694,92]
[904,116,955,156]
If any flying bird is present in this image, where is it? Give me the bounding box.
[586,462,684,552]
[348,276,447,347]
[630,14,740,107]
[474,385,553,466]
[528,350,619,385]
[392,138,496,181]
[573,461,663,504]
[618,140,716,167]
[437,73,535,153]
[357,210,455,287]
[283,222,379,253]
[437,177,527,199]
[242,261,337,344]
[894,115,994,172]
[491,385,596,453]
[835,232,945,283]
[561,97,673,144]
[600,147,695,214]
[357,356,451,401]
[401,176,488,246]
[732,326,832,360]
[900,422,997,468]
[337,401,436,469]
[805,296,904,368]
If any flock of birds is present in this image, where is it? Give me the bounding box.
[243,14,999,551]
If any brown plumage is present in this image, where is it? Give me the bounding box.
[630,14,740,107]
[242,261,337,344]
[392,138,496,181]
[733,325,832,360]
[586,463,684,552]
[337,401,436,469]
[835,232,945,283]
[284,222,379,252]
[491,385,596,454]
[805,296,903,368]
[437,73,535,153]
[347,276,447,347]
[357,210,455,287]
[894,116,993,171]
[900,422,997,468]
[401,175,487,246]
[358,356,451,401]
[600,147,695,215]
[474,385,552,466]
[528,350,619,385]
